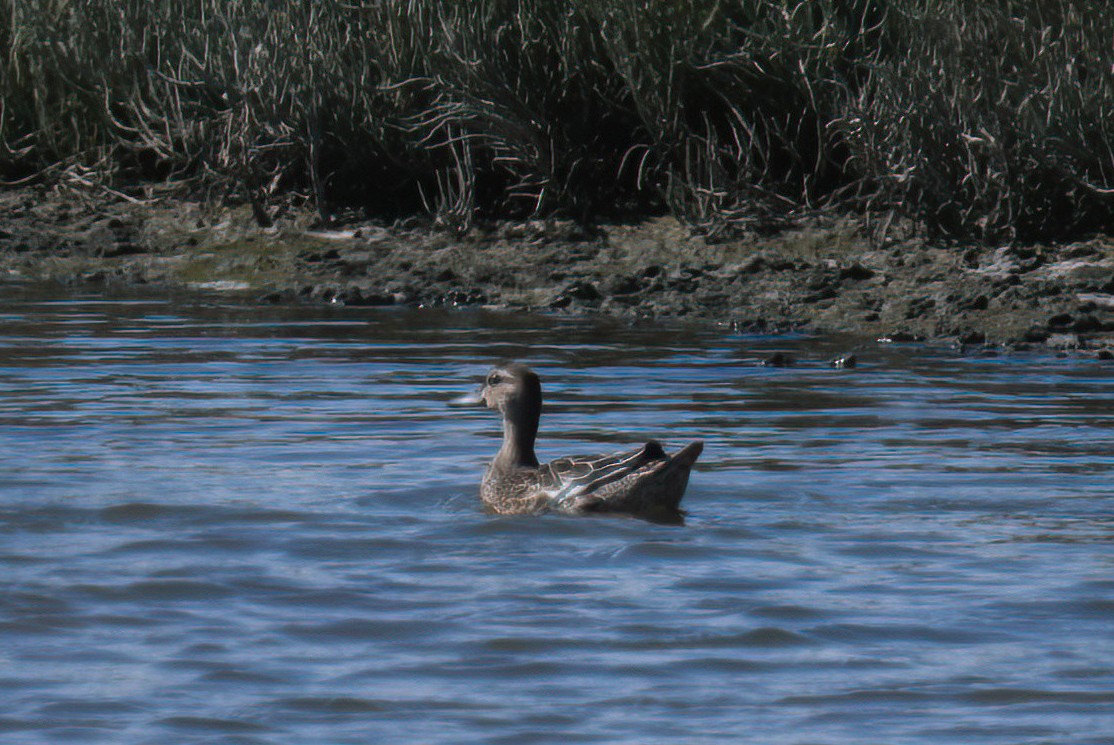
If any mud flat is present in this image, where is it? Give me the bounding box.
[2,188,1112,354]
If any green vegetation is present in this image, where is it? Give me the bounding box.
[2,0,1112,240]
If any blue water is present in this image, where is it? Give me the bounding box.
[1,288,1112,744]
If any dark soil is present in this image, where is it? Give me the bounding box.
[2,187,1112,354]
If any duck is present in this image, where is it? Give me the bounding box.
[458,362,702,521]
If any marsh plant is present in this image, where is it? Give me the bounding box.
[2,0,1112,240]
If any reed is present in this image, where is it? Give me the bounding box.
[2,0,1111,240]
[835,0,1114,240]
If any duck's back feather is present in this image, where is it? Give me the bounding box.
[543,440,703,515]
[543,441,665,499]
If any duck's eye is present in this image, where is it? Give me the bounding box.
[487,374,502,386]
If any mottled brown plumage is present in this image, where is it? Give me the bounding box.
[467,363,702,521]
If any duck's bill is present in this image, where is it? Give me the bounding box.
[448,391,485,407]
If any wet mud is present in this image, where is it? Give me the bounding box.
[2,188,1111,354]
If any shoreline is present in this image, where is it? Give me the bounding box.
[2,187,1112,355]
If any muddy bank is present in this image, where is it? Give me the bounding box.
[2,188,1112,354]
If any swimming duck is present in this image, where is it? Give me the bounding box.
[460,362,702,520]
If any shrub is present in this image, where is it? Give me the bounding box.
[2,0,1111,241]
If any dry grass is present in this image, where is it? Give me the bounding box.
[2,0,1112,240]
[835,0,1114,240]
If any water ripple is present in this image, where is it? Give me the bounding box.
[1,289,1111,744]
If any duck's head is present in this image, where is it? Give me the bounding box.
[452,361,542,426]
[478,362,542,422]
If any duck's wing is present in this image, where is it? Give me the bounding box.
[544,440,704,517]
[540,441,668,505]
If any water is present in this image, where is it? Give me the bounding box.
[1,286,1111,744]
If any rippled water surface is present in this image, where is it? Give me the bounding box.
[1,287,1112,744]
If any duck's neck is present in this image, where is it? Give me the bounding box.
[495,410,539,469]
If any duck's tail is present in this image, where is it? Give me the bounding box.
[671,440,704,469]
[652,440,703,512]
[581,439,703,520]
